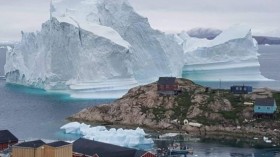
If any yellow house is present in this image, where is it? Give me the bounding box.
[12,140,45,157]
[44,141,72,157]
[12,140,72,157]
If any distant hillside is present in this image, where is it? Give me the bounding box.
[253,36,280,45]
[187,28,280,45]
[187,28,222,40]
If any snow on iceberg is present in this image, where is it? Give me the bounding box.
[60,122,154,148]
[5,0,270,98]
[177,25,270,81]
[5,0,183,98]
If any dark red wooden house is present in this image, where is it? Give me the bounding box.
[157,77,178,95]
[0,130,18,151]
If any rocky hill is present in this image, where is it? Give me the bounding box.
[71,78,280,143]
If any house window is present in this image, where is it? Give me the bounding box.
[236,87,239,90]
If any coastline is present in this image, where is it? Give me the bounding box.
[68,117,280,148]
[69,78,280,148]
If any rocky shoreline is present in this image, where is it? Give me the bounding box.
[70,78,280,146]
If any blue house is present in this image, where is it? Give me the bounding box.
[254,98,277,118]
[230,85,252,94]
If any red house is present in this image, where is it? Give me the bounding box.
[157,77,178,95]
[0,130,18,151]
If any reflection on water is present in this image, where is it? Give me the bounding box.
[155,135,280,157]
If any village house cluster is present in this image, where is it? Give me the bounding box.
[157,77,278,119]
[0,130,155,157]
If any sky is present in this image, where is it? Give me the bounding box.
[0,0,280,41]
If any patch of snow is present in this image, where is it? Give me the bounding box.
[159,133,179,138]
[263,136,272,143]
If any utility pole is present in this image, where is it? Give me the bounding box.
[50,0,54,20]
[217,79,222,96]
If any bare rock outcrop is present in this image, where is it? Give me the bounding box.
[70,78,280,142]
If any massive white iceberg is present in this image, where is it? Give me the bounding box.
[4,0,183,98]
[4,0,269,98]
[60,122,154,148]
[176,25,270,81]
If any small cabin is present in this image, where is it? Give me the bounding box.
[157,77,178,95]
[12,140,45,157]
[254,98,277,118]
[73,138,156,157]
[0,130,18,151]
[230,85,252,94]
[44,141,72,157]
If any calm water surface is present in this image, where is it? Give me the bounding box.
[0,81,113,140]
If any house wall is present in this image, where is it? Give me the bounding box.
[157,84,178,91]
[230,86,252,94]
[42,144,72,157]
[13,144,72,157]
[54,145,72,157]
[254,104,277,114]
[44,145,55,157]
[0,142,17,151]
[142,152,156,157]
[0,143,8,151]
[12,146,44,157]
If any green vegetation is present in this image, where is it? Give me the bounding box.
[172,92,192,125]
[195,89,250,124]
[152,106,167,122]
[219,111,238,120]
[194,116,221,125]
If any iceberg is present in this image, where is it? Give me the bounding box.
[5,0,183,98]
[4,0,269,98]
[60,122,154,148]
[177,25,270,81]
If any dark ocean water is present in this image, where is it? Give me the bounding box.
[0,45,280,156]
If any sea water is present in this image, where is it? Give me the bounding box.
[0,45,280,156]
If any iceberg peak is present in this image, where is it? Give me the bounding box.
[5,0,184,98]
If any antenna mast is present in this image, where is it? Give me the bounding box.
[50,0,54,20]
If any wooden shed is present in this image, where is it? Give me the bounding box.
[0,130,18,151]
[157,77,178,95]
[44,141,72,157]
[230,85,252,94]
[12,140,45,157]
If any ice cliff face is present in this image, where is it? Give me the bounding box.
[5,0,268,98]
[5,0,184,94]
[176,25,269,81]
[5,19,133,89]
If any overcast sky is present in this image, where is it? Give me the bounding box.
[0,0,280,41]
